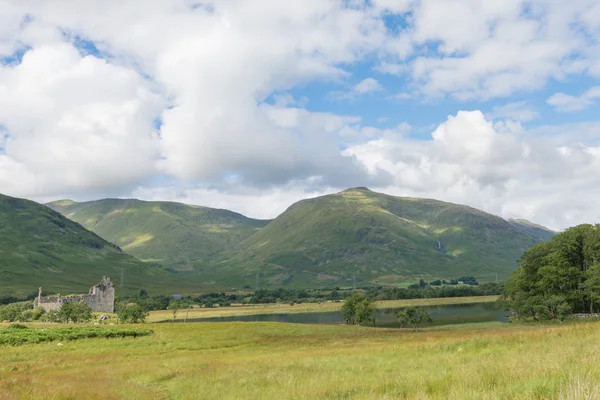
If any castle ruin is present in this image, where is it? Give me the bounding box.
[34,276,115,313]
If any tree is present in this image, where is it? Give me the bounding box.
[341,294,376,326]
[396,307,432,331]
[117,303,147,323]
[355,298,377,326]
[59,302,92,323]
[504,224,600,320]
[582,263,600,313]
[341,294,362,325]
[169,301,181,322]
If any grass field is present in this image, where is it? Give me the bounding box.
[1,318,600,399]
[147,295,500,322]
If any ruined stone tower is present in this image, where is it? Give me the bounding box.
[35,276,115,313]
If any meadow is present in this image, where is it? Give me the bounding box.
[2,317,600,399]
[147,295,499,322]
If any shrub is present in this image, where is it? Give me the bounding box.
[7,323,29,329]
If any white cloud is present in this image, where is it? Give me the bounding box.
[344,111,600,230]
[380,0,600,100]
[329,77,384,100]
[0,0,388,197]
[352,78,382,94]
[0,43,163,198]
[393,92,412,100]
[0,1,599,231]
[547,86,600,112]
[486,101,539,122]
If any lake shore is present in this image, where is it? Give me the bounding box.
[147,295,500,323]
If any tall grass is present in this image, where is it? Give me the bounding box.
[1,320,599,399]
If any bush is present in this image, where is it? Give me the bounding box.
[117,303,147,323]
[7,323,29,329]
[59,302,92,323]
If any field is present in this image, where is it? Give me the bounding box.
[2,318,600,399]
[147,295,500,322]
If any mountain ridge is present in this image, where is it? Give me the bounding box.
[47,197,270,272]
[0,193,176,295]
[45,188,555,290]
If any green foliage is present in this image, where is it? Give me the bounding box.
[0,193,173,295]
[504,224,600,321]
[32,306,46,321]
[0,301,33,322]
[0,326,153,346]
[355,298,377,326]
[41,309,62,323]
[168,301,182,321]
[7,323,28,329]
[117,303,148,323]
[341,294,376,326]
[397,307,433,331]
[59,302,92,323]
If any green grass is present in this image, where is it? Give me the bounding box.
[1,320,599,399]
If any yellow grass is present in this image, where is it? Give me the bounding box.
[1,320,600,399]
[147,295,499,323]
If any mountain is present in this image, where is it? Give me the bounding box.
[213,188,553,288]
[508,219,556,241]
[0,194,175,296]
[46,198,269,272]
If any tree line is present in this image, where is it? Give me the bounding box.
[503,224,600,322]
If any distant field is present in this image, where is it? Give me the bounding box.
[1,319,600,399]
[146,296,500,322]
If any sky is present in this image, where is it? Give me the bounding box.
[0,0,599,231]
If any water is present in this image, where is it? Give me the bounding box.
[183,302,508,328]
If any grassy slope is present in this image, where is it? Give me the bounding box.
[215,188,550,288]
[47,198,269,272]
[0,194,185,296]
[2,320,600,399]
[508,218,556,241]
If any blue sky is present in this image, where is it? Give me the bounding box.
[0,0,599,229]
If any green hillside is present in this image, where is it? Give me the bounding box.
[212,188,552,288]
[508,218,556,241]
[0,194,177,296]
[47,198,269,272]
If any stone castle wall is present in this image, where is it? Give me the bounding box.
[35,277,115,313]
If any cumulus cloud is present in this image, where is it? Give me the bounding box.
[0,43,163,198]
[0,0,599,231]
[547,86,600,112]
[380,0,600,100]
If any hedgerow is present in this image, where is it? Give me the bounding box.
[0,326,153,346]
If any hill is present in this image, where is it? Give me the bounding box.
[0,194,176,296]
[507,218,556,241]
[46,198,269,272]
[213,188,553,288]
